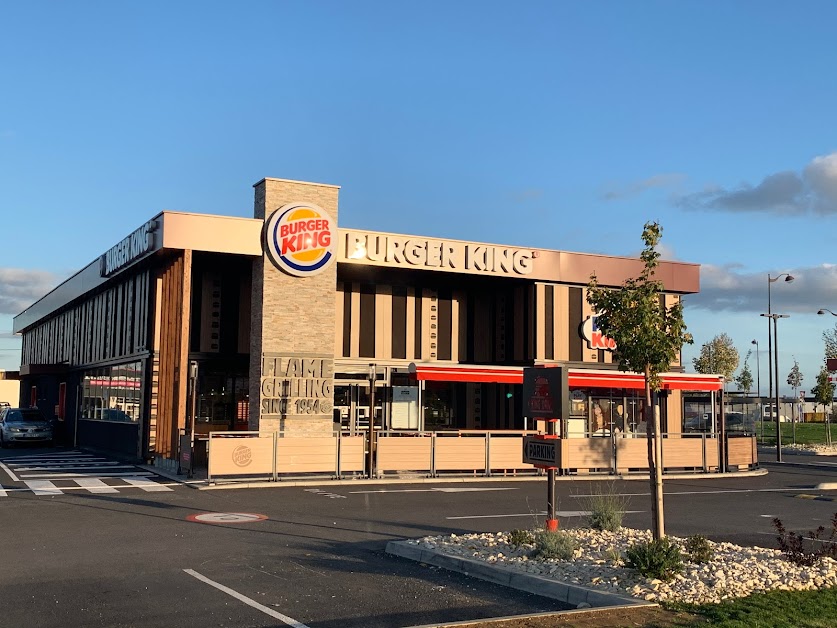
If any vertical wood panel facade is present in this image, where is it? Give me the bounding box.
[153,251,192,458]
[20,269,154,368]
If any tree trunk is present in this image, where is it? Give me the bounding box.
[645,367,665,539]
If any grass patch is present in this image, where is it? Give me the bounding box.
[667,586,837,628]
[756,421,837,446]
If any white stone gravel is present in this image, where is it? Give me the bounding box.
[409,527,837,605]
[780,443,837,455]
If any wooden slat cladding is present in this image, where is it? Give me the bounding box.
[568,286,583,362]
[153,251,192,458]
[20,269,153,368]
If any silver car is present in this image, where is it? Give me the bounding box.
[0,407,54,447]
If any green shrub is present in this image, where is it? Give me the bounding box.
[507,529,535,547]
[533,530,578,560]
[580,483,631,532]
[685,534,713,564]
[625,537,683,581]
[605,545,623,565]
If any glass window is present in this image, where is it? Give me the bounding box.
[79,361,143,422]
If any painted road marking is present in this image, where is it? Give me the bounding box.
[20,472,155,479]
[123,477,173,492]
[187,513,268,524]
[794,494,836,502]
[0,479,179,496]
[573,488,822,498]
[0,461,20,481]
[184,569,310,628]
[349,487,518,494]
[14,464,129,471]
[75,478,120,494]
[446,509,643,520]
[304,488,345,499]
[26,480,62,495]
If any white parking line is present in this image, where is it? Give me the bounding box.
[572,488,814,498]
[446,510,643,520]
[183,569,310,628]
[349,487,517,494]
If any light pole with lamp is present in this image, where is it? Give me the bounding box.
[767,274,794,423]
[761,312,789,462]
[752,339,761,440]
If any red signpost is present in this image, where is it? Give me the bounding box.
[522,366,569,531]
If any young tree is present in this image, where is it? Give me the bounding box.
[587,221,693,540]
[692,333,740,384]
[812,364,835,446]
[823,325,837,360]
[787,358,803,392]
[735,350,754,397]
[787,358,803,439]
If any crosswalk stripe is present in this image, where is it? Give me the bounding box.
[15,463,130,471]
[26,480,62,495]
[123,477,173,492]
[75,478,120,494]
[19,472,154,479]
[13,464,126,471]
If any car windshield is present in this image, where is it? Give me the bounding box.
[5,409,48,424]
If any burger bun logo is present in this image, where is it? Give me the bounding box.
[264,203,336,277]
[232,445,253,468]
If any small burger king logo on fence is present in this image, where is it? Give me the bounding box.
[264,203,336,277]
[232,445,253,467]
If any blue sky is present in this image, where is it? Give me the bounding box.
[2,1,837,395]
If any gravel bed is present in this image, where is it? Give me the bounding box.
[409,527,837,605]
[780,443,837,455]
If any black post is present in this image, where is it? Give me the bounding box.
[367,365,375,478]
[774,317,782,463]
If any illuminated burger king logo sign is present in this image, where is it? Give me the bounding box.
[264,203,336,277]
[581,315,617,351]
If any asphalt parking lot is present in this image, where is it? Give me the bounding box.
[2,446,836,628]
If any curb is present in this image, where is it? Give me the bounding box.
[386,540,653,609]
[138,467,769,490]
[760,460,837,471]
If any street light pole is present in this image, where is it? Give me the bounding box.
[761,313,789,462]
[752,339,761,440]
[767,273,794,425]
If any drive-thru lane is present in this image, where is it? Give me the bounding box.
[1,462,836,628]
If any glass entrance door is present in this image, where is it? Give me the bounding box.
[334,380,385,434]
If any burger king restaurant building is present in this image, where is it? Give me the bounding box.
[13,178,738,475]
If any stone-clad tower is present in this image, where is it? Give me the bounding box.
[249,178,340,434]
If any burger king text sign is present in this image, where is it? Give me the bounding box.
[264,203,337,277]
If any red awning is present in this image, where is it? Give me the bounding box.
[408,364,723,392]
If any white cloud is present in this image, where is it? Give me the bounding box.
[675,151,837,215]
[0,268,63,315]
[686,263,837,314]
